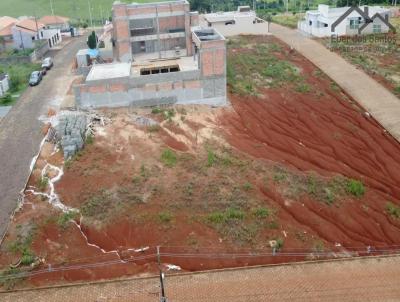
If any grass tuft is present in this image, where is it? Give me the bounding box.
[161,149,177,167]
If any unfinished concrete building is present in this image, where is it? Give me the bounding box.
[74,0,226,108]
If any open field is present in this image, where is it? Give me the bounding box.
[0,0,159,21]
[1,35,400,290]
[320,17,400,97]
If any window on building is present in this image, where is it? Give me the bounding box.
[41,31,43,38]
[309,20,312,26]
[349,18,360,30]
[373,24,381,33]
[140,65,180,76]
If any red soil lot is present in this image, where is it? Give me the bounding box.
[2,36,400,288]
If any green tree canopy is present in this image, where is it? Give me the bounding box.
[87,31,97,49]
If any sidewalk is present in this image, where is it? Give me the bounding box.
[270,23,400,141]
[1,255,400,301]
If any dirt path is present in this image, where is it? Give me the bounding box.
[0,36,86,242]
[270,23,400,141]
[2,255,400,301]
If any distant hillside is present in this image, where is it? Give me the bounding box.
[0,0,159,22]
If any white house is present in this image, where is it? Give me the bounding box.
[203,6,269,36]
[298,5,392,37]
[12,18,62,50]
[0,73,10,97]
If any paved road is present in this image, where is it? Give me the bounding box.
[1,255,400,301]
[0,36,86,241]
[270,23,400,139]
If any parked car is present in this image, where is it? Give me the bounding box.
[29,71,43,86]
[41,57,54,70]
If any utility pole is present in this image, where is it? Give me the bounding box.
[88,0,93,28]
[50,0,54,15]
[157,246,167,302]
[100,6,104,25]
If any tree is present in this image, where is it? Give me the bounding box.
[87,31,97,49]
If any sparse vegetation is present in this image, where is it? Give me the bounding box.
[57,211,78,230]
[7,223,37,267]
[252,207,270,219]
[158,211,173,223]
[227,37,312,95]
[386,202,400,219]
[36,176,48,191]
[161,149,177,167]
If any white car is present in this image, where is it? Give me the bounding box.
[41,57,54,70]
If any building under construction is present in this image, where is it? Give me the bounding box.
[74,0,227,108]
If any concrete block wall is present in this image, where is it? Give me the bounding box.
[74,67,226,108]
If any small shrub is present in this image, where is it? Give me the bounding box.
[346,179,365,197]
[386,202,400,219]
[207,149,217,167]
[252,207,270,218]
[242,182,253,191]
[158,211,173,223]
[151,107,162,114]
[161,149,177,167]
[20,249,36,265]
[207,212,225,224]
[225,208,245,220]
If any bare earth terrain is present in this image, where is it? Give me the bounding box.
[0,35,400,290]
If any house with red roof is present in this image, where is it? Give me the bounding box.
[39,15,70,31]
[12,17,62,50]
[0,16,18,51]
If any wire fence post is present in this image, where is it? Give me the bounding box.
[157,246,167,302]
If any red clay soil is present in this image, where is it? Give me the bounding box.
[4,37,400,288]
[220,38,400,249]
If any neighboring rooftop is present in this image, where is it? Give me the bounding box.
[86,63,131,81]
[39,15,70,25]
[0,16,17,29]
[204,7,256,23]
[15,18,45,33]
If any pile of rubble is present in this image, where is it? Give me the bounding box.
[55,112,87,159]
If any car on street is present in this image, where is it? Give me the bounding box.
[41,57,54,70]
[29,71,43,86]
